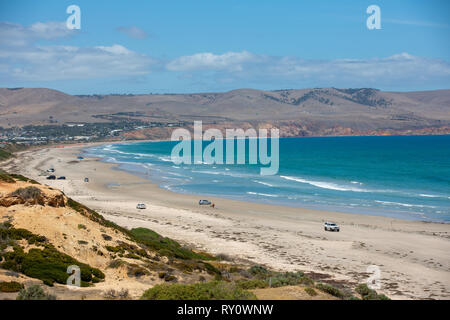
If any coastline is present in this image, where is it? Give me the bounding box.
[2,143,450,300]
[83,136,450,223]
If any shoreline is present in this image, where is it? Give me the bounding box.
[2,143,450,299]
[107,160,449,224]
[82,137,450,224]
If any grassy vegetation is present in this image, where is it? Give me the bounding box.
[141,281,257,300]
[0,169,39,184]
[0,223,105,286]
[16,285,56,300]
[0,281,24,293]
[8,174,40,184]
[107,259,126,269]
[129,228,214,261]
[304,287,318,296]
[10,186,42,201]
[0,169,15,183]
[269,272,312,288]
[235,279,268,290]
[1,246,105,286]
[315,283,345,299]
[356,283,390,300]
[0,149,12,161]
[248,265,271,278]
[245,265,314,288]
[0,222,47,245]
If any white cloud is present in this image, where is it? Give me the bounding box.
[0,20,449,89]
[0,22,156,81]
[95,44,133,55]
[165,51,450,88]
[116,26,149,39]
[0,21,75,47]
[167,51,258,72]
[1,44,155,81]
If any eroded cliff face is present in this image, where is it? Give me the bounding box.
[0,185,65,207]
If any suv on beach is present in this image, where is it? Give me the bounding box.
[46,175,56,180]
[324,222,340,232]
[199,200,212,205]
[136,203,147,209]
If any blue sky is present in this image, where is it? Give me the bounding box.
[0,0,449,94]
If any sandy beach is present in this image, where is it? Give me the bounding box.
[2,143,449,300]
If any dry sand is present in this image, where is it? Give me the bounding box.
[2,143,449,300]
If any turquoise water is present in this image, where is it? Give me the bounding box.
[84,135,450,222]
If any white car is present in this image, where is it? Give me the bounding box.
[199,200,212,205]
[136,203,147,209]
[324,222,340,232]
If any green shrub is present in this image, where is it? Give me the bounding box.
[0,223,46,245]
[141,281,257,300]
[236,279,268,290]
[127,264,149,277]
[8,174,39,184]
[0,169,15,183]
[304,287,317,296]
[16,285,56,300]
[102,234,112,241]
[126,253,140,259]
[201,262,221,275]
[267,272,306,288]
[356,283,390,300]
[0,224,104,286]
[1,246,104,286]
[10,186,42,200]
[298,276,315,286]
[248,265,270,278]
[129,228,214,261]
[0,281,24,292]
[0,150,12,161]
[108,259,125,269]
[77,224,86,230]
[105,245,122,253]
[315,283,345,298]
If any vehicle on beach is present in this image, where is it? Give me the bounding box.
[77,156,84,159]
[47,168,55,172]
[46,175,56,180]
[199,200,212,205]
[324,222,340,232]
[57,176,66,180]
[84,178,89,182]
[136,203,147,209]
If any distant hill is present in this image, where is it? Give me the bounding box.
[0,87,449,137]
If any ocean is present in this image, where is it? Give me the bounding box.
[84,135,450,222]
